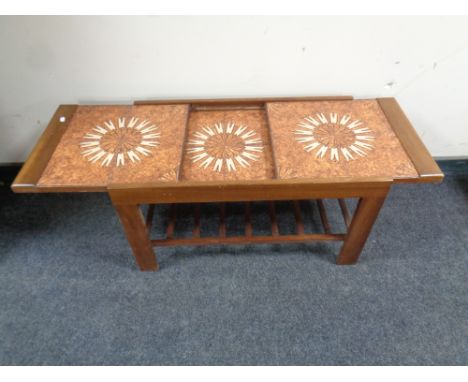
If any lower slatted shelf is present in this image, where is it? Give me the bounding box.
[145,199,353,247]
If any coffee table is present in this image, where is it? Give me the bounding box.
[12,96,443,271]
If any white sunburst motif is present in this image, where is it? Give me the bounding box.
[294,112,375,161]
[187,122,264,172]
[79,117,160,167]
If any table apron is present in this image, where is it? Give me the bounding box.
[108,180,392,205]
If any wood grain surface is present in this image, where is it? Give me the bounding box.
[12,105,78,192]
[377,97,444,183]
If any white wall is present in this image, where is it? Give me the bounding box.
[1,16,467,162]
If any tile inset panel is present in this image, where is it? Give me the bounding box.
[38,104,189,188]
[110,104,189,184]
[267,100,418,180]
[181,109,275,181]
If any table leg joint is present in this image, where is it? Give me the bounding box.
[113,203,159,271]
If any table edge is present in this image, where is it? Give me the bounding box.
[134,95,354,106]
[12,96,443,193]
[377,97,444,184]
[108,176,394,204]
[11,105,78,193]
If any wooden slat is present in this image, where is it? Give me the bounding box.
[152,233,345,247]
[175,104,192,181]
[377,97,443,183]
[145,204,155,231]
[193,204,201,237]
[317,199,331,234]
[134,95,354,106]
[292,201,305,235]
[166,204,176,239]
[269,202,279,236]
[245,202,253,237]
[219,203,226,237]
[264,105,280,179]
[191,105,264,111]
[338,199,351,228]
[12,105,78,193]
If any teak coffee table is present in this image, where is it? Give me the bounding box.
[12,96,443,271]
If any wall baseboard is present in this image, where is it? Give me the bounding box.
[1,160,467,191]
[0,163,23,191]
[436,159,468,176]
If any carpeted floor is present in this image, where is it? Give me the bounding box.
[0,174,467,365]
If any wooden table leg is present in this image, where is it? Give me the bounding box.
[336,195,388,265]
[113,203,159,271]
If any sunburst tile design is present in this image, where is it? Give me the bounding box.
[294,113,375,161]
[187,122,264,172]
[79,117,160,167]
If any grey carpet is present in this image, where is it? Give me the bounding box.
[0,175,467,365]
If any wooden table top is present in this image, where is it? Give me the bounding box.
[12,96,443,193]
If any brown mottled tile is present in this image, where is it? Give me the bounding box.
[110,104,188,184]
[38,106,129,188]
[38,104,189,188]
[266,100,418,180]
[181,109,274,181]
